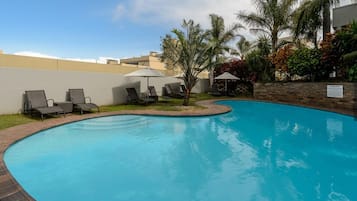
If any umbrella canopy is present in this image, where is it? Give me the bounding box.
[214,72,239,80]
[214,72,240,94]
[125,67,164,88]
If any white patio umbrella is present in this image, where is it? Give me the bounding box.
[214,72,240,94]
[125,67,165,88]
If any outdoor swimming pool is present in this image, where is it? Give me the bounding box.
[4,100,357,201]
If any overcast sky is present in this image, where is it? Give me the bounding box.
[0,0,256,61]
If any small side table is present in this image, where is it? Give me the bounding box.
[54,102,73,113]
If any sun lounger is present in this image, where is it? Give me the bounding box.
[208,84,223,96]
[24,90,65,120]
[148,86,159,103]
[164,83,185,98]
[69,89,99,114]
[126,88,155,105]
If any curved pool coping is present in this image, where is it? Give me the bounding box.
[0,99,232,201]
[0,98,355,201]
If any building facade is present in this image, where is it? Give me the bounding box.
[333,0,357,29]
[120,52,166,71]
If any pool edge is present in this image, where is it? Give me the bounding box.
[0,99,232,201]
[1,97,356,201]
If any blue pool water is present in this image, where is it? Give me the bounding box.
[4,100,357,201]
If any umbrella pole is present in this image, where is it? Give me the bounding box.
[225,79,227,95]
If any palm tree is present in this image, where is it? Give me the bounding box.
[293,0,322,48]
[235,36,252,60]
[206,14,242,64]
[246,36,273,81]
[206,14,242,86]
[237,0,298,53]
[294,0,339,42]
[161,20,212,106]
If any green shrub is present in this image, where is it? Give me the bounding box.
[246,50,273,82]
[335,21,357,79]
[348,63,357,81]
[287,47,322,81]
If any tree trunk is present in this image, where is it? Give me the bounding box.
[322,2,331,40]
[209,69,214,87]
[313,30,318,49]
[183,88,191,106]
[272,34,277,53]
[271,30,278,53]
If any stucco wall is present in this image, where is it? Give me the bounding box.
[0,66,207,114]
[0,53,209,114]
[254,82,357,112]
[0,53,146,74]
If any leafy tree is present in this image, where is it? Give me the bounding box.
[269,44,294,79]
[335,21,357,80]
[206,14,242,65]
[335,21,357,59]
[320,33,341,78]
[215,60,250,81]
[321,0,340,40]
[233,36,252,60]
[215,60,253,95]
[348,64,357,81]
[287,47,322,81]
[237,0,298,53]
[161,20,212,106]
[294,0,339,41]
[292,0,322,48]
[206,14,242,86]
[245,36,273,81]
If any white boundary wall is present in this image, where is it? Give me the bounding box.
[0,67,208,114]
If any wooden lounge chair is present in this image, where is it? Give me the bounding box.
[69,89,99,114]
[126,88,155,105]
[24,90,65,120]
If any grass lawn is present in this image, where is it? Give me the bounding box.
[0,114,37,130]
[0,93,219,131]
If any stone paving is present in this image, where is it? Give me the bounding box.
[0,98,355,201]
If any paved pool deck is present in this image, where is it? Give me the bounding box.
[0,98,355,201]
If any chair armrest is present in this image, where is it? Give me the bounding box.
[47,99,55,107]
[85,96,92,103]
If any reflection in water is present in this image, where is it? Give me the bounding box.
[172,121,186,134]
[5,101,357,201]
[326,118,344,142]
[274,119,313,137]
[225,100,357,201]
[263,138,272,151]
[291,123,313,137]
[328,183,350,201]
[274,119,290,135]
[195,120,262,201]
